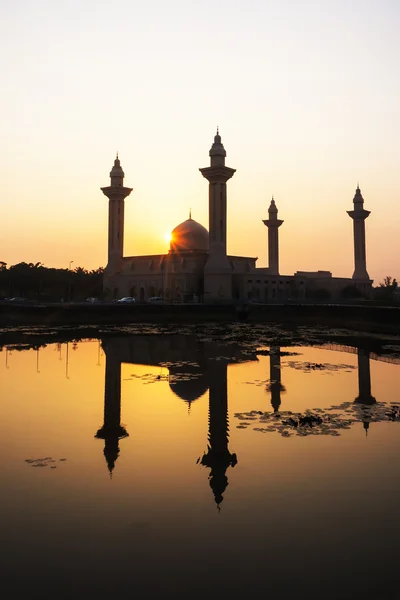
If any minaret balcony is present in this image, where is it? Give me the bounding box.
[199,165,236,183]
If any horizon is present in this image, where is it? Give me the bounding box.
[2,0,399,283]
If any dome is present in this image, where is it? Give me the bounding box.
[170,217,209,252]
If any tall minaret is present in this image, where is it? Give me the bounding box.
[262,198,283,275]
[200,130,236,303]
[101,155,133,274]
[347,186,370,281]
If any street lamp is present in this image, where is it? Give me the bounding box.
[68,261,74,301]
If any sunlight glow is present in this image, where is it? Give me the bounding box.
[164,232,172,243]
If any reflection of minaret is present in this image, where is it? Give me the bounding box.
[200,360,237,509]
[266,347,286,412]
[95,352,128,476]
[354,349,376,436]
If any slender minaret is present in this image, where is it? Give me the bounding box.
[101,155,133,274]
[200,130,236,303]
[262,198,283,275]
[347,186,370,281]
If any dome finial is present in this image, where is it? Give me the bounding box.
[116,151,118,159]
[216,126,219,135]
[189,208,192,220]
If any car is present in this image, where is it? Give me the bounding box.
[117,297,136,303]
[85,297,98,303]
[148,296,163,304]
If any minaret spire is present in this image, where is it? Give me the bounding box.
[262,197,284,275]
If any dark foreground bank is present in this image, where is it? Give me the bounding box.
[1,301,400,334]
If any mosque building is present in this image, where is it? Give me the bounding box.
[101,131,372,303]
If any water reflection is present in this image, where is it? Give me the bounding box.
[98,335,255,504]
[355,350,376,435]
[94,336,386,503]
[2,333,400,598]
[199,359,237,509]
[95,351,128,477]
[266,346,286,412]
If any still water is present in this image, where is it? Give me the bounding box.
[2,333,400,599]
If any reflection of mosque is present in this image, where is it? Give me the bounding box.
[95,339,378,499]
[96,336,256,506]
[266,347,375,434]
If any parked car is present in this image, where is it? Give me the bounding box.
[148,296,163,304]
[117,297,136,303]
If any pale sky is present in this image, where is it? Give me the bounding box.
[1,0,399,283]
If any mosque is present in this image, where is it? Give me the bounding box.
[101,131,372,303]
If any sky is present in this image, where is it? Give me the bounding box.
[1,0,399,283]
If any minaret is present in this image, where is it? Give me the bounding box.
[95,349,128,477]
[101,155,133,274]
[200,130,236,303]
[199,360,237,509]
[347,186,370,281]
[262,198,283,275]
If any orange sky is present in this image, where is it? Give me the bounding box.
[2,1,399,283]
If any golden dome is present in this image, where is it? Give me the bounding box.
[170,216,209,252]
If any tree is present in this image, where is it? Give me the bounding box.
[374,276,398,302]
[379,276,398,290]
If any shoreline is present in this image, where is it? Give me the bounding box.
[1,302,400,335]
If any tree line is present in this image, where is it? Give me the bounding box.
[0,262,104,301]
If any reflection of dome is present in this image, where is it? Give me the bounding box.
[168,367,209,403]
[170,217,209,252]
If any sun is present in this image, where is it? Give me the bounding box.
[164,232,172,243]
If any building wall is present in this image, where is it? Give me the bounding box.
[104,254,371,303]
[104,251,209,302]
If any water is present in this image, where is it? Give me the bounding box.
[1,330,400,599]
